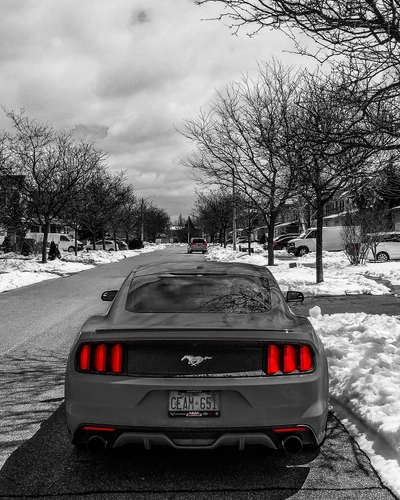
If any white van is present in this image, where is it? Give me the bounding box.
[286,227,345,257]
[26,223,83,252]
[48,234,84,252]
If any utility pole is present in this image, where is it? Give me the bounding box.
[140,198,144,241]
[232,172,237,251]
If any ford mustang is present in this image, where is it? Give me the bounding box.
[65,261,328,454]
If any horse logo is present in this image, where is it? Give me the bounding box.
[181,355,212,366]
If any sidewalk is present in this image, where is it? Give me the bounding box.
[292,292,400,316]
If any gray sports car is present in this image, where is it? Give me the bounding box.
[65,261,329,454]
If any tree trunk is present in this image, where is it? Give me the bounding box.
[74,227,78,256]
[90,229,96,250]
[267,218,275,266]
[316,207,324,283]
[41,221,50,264]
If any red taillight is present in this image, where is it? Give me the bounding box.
[79,344,91,371]
[203,242,207,246]
[110,344,123,373]
[77,343,124,374]
[191,242,195,246]
[283,345,297,373]
[273,427,307,433]
[267,345,281,374]
[94,344,107,372]
[299,345,313,371]
[266,344,314,375]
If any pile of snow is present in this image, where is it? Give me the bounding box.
[0,245,164,293]
[1,243,400,496]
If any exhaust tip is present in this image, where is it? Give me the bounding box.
[282,435,303,455]
[87,435,107,454]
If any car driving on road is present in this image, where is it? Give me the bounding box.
[65,261,329,455]
[187,237,208,253]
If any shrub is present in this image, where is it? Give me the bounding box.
[21,238,36,256]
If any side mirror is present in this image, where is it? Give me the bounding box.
[101,290,118,301]
[286,291,304,303]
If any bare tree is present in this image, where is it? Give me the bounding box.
[144,205,170,242]
[284,70,397,282]
[181,60,301,265]
[5,110,106,262]
[194,188,234,246]
[196,0,400,93]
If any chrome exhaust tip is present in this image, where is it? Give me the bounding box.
[282,435,303,455]
[87,435,107,454]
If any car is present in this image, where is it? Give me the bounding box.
[48,234,84,252]
[366,232,400,262]
[117,240,128,251]
[65,261,329,455]
[263,234,299,251]
[187,237,208,253]
[87,240,117,252]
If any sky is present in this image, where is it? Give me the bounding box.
[0,0,305,221]
[1,245,400,497]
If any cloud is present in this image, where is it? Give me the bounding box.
[73,124,109,141]
[0,0,307,219]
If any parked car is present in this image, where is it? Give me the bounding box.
[117,240,128,251]
[129,238,144,250]
[86,240,117,252]
[187,237,208,253]
[65,261,329,455]
[287,227,345,257]
[366,232,400,262]
[263,234,299,251]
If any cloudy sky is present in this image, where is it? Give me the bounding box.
[0,0,305,221]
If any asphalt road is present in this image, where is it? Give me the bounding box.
[0,246,398,499]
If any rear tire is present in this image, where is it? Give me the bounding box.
[377,251,389,262]
[68,246,75,253]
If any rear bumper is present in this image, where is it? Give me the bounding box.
[66,369,328,450]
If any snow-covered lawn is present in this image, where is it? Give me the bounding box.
[1,243,400,497]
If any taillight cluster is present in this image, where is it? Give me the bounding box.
[266,344,314,375]
[77,343,124,374]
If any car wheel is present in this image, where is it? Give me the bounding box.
[68,246,75,252]
[297,246,309,257]
[377,251,389,262]
[109,248,115,252]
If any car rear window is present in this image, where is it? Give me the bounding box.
[126,274,271,313]
[191,239,206,244]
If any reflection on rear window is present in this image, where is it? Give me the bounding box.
[126,275,271,313]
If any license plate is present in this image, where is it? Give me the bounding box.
[169,390,220,417]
